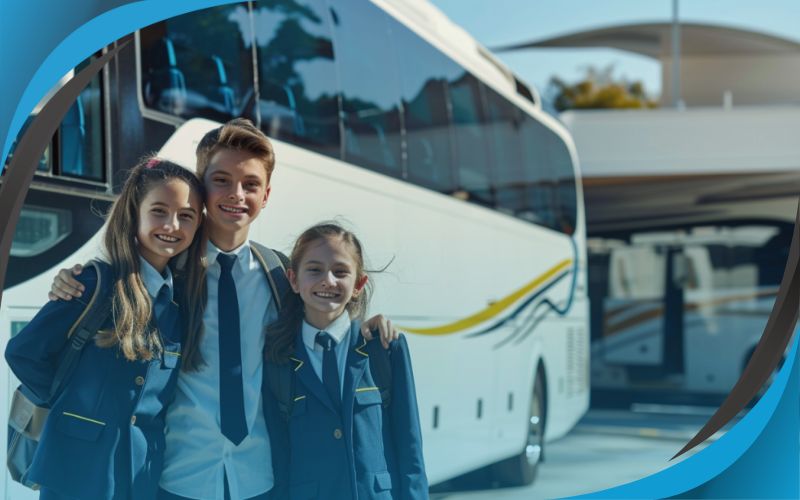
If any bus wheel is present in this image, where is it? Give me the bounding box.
[492,372,546,486]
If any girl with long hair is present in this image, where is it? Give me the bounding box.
[6,157,206,500]
[265,222,428,500]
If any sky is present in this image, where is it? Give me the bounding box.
[428,0,800,102]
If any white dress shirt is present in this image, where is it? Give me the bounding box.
[160,241,276,499]
[138,257,174,305]
[301,311,352,395]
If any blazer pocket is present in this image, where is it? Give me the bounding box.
[161,349,181,369]
[56,411,106,441]
[373,471,392,492]
[289,480,318,499]
[354,387,382,407]
[161,344,181,369]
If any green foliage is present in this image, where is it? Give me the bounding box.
[548,65,657,112]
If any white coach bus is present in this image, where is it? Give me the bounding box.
[1,0,589,496]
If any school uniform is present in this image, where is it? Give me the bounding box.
[159,241,276,500]
[4,259,183,500]
[265,314,428,500]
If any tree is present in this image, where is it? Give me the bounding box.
[547,64,657,112]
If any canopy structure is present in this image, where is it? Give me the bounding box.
[495,22,800,59]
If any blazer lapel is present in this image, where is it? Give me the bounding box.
[342,322,370,419]
[292,333,338,414]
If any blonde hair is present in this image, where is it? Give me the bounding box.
[195,118,276,182]
[96,156,206,362]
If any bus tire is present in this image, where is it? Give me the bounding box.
[491,370,546,486]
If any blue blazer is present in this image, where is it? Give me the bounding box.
[5,264,183,500]
[265,321,428,500]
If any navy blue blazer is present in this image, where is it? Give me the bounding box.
[265,321,428,500]
[5,264,183,500]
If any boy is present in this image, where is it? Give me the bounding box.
[48,118,396,500]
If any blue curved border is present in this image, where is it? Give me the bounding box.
[569,328,799,498]
[1,0,238,167]
[2,3,798,499]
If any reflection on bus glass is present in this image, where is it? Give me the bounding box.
[10,206,73,258]
[136,0,578,233]
[140,4,256,122]
[589,224,790,397]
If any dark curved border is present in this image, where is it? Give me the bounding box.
[0,43,125,305]
[673,199,799,459]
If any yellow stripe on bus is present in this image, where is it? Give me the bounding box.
[401,259,572,336]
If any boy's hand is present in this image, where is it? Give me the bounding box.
[362,314,398,349]
[47,264,85,301]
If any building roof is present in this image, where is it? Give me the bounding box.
[495,22,800,59]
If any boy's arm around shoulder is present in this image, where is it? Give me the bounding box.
[389,334,429,499]
[5,267,100,402]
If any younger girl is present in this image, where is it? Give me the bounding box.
[265,223,428,500]
[6,158,206,500]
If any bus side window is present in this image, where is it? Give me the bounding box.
[331,0,403,177]
[548,131,578,235]
[448,74,494,208]
[60,96,85,176]
[252,0,340,159]
[485,87,525,218]
[392,23,458,194]
[520,116,557,229]
[139,4,256,123]
[142,37,187,116]
[58,59,104,181]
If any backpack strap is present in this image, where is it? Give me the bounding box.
[266,357,301,422]
[250,242,290,312]
[49,260,113,399]
[364,336,393,409]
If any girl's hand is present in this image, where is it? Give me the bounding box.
[47,264,85,301]
[362,315,398,349]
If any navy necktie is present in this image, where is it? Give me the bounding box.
[153,284,170,320]
[217,253,247,445]
[315,331,341,409]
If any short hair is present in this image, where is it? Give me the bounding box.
[195,118,275,182]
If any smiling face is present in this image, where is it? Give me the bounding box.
[136,178,202,273]
[288,236,369,330]
[203,148,270,250]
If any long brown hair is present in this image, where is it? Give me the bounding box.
[96,156,206,362]
[266,222,373,363]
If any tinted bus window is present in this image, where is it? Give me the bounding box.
[140,3,256,122]
[4,58,103,182]
[391,22,458,193]
[60,59,103,181]
[330,0,403,176]
[253,0,340,158]
[520,116,558,229]
[485,88,524,217]
[549,132,577,234]
[449,74,492,206]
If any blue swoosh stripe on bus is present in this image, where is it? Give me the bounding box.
[466,268,572,339]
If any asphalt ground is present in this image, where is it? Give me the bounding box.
[432,406,736,499]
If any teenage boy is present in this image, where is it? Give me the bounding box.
[48,118,396,500]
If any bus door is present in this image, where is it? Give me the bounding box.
[599,244,668,373]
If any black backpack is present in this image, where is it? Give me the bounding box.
[254,243,392,420]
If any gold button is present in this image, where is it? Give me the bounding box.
[130,415,137,425]
[333,428,342,440]
[135,376,145,386]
